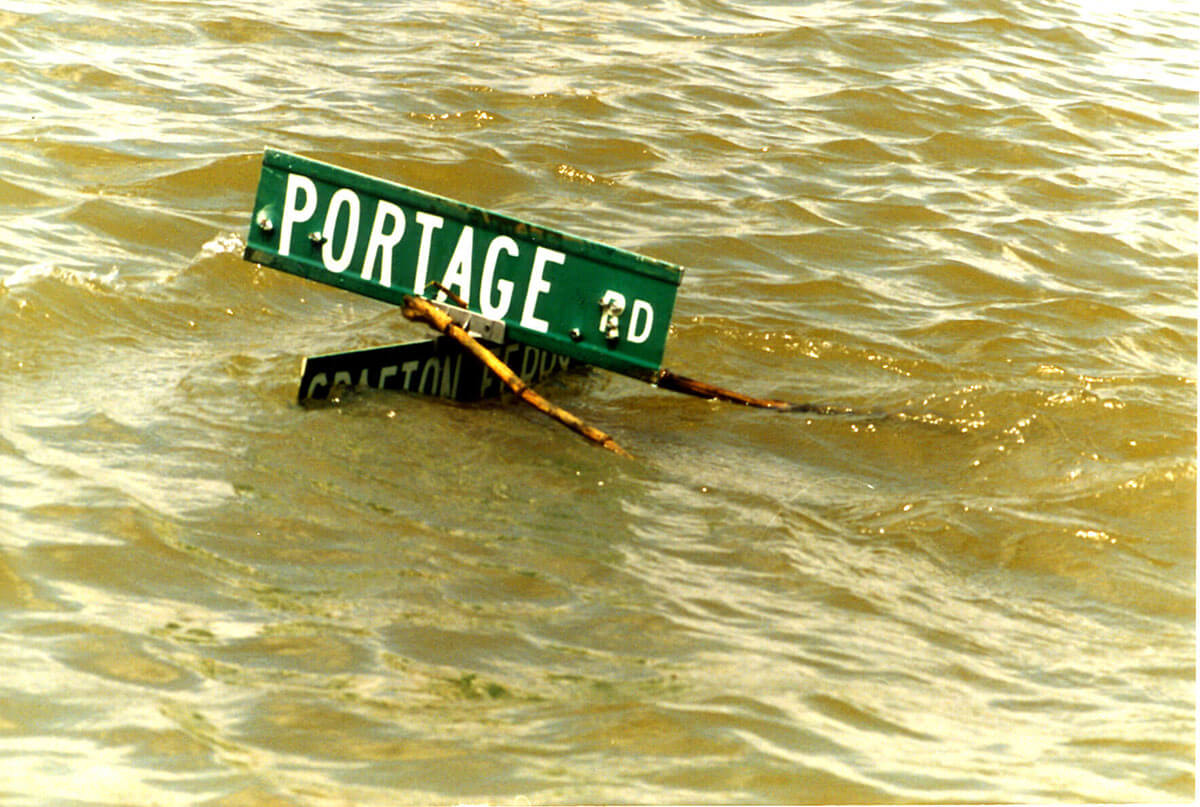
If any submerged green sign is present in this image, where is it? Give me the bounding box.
[244,149,683,380]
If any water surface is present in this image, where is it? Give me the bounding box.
[0,1,1195,803]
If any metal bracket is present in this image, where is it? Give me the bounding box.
[598,292,625,343]
[426,300,506,344]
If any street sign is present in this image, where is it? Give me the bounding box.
[300,336,578,403]
[244,149,683,380]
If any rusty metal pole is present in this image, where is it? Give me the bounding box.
[653,368,853,414]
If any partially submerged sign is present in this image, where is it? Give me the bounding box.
[300,336,577,403]
[239,149,815,455]
[244,149,683,380]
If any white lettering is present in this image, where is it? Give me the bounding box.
[599,290,626,339]
[412,211,444,292]
[321,188,361,273]
[305,372,328,399]
[333,371,354,387]
[419,357,440,394]
[601,290,626,308]
[378,365,398,388]
[400,360,420,388]
[362,201,406,287]
[279,173,318,256]
[439,353,461,398]
[521,247,563,333]
[520,346,540,381]
[480,235,518,319]
[628,299,654,344]
[440,226,474,305]
[479,367,496,398]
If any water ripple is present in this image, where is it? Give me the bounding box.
[1,0,1194,803]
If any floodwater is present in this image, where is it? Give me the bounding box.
[1,1,1195,804]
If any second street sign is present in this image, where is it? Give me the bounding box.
[299,336,579,403]
[244,149,683,380]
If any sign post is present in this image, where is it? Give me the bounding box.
[244,149,683,381]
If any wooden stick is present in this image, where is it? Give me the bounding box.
[424,281,469,309]
[401,295,631,457]
[653,368,854,414]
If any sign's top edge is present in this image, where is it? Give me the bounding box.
[261,147,685,286]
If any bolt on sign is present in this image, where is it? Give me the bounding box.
[244,149,684,380]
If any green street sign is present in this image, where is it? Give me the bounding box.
[244,149,683,380]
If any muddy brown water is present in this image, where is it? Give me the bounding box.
[0,1,1195,803]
